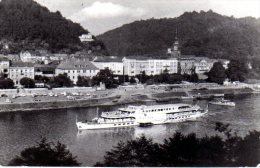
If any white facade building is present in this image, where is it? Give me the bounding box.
[20,51,47,63]
[123,57,178,76]
[79,33,94,42]
[55,58,99,84]
[92,56,124,75]
[9,62,35,86]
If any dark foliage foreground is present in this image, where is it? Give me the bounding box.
[96,122,260,167]
[8,138,80,166]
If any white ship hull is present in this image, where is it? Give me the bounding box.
[76,103,208,130]
[76,121,138,130]
[209,102,235,106]
[137,111,207,125]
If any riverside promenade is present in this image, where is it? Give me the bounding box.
[0,83,257,113]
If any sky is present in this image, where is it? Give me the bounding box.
[34,0,260,35]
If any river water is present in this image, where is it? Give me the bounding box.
[0,93,260,166]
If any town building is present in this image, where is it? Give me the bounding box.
[92,56,124,75]
[55,58,99,84]
[167,29,181,58]
[49,53,68,61]
[194,57,218,74]
[123,56,178,76]
[34,64,56,78]
[0,57,10,78]
[79,33,94,42]
[9,62,34,86]
[20,50,47,63]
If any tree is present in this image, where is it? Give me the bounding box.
[226,60,248,82]
[136,71,149,83]
[0,78,14,89]
[207,62,227,84]
[20,77,35,88]
[35,75,50,83]
[92,68,118,89]
[96,135,162,167]
[168,73,182,84]
[8,138,80,166]
[76,76,90,87]
[96,123,260,167]
[129,76,136,84]
[190,73,199,83]
[50,74,73,87]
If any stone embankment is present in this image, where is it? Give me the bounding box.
[0,83,257,113]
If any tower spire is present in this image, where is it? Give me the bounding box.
[175,27,178,40]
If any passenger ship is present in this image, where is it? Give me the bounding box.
[76,104,208,130]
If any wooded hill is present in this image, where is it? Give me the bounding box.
[0,0,106,54]
[97,10,260,60]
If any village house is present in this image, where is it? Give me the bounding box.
[55,58,99,84]
[92,56,124,75]
[9,62,34,86]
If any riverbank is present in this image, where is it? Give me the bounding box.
[0,84,257,113]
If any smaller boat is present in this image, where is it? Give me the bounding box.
[209,98,235,106]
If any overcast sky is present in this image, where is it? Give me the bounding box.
[34,0,260,35]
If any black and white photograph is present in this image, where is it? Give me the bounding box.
[0,0,260,166]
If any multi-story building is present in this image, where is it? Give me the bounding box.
[194,57,218,74]
[92,56,124,75]
[0,57,10,78]
[9,62,35,85]
[79,33,94,42]
[123,57,178,76]
[55,58,99,84]
[34,64,56,78]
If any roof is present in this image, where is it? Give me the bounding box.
[56,58,99,70]
[10,61,34,67]
[34,64,56,72]
[93,56,123,63]
[0,56,9,62]
[124,55,176,61]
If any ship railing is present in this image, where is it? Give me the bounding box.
[101,111,132,118]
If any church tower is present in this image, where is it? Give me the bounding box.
[167,28,181,57]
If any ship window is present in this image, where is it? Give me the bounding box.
[114,124,116,126]
[118,124,121,125]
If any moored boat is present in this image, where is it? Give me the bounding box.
[209,98,235,106]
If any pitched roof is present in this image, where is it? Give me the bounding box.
[93,56,123,62]
[34,64,56,72]
[0,56,9,62]
[10,61,34,67]
[56,58,99,70]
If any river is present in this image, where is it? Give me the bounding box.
[0,93,260,166]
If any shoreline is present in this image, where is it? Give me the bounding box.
[0,85,257,113]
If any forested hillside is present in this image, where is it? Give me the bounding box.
[0,0,106,54]
[98,10,260,60]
